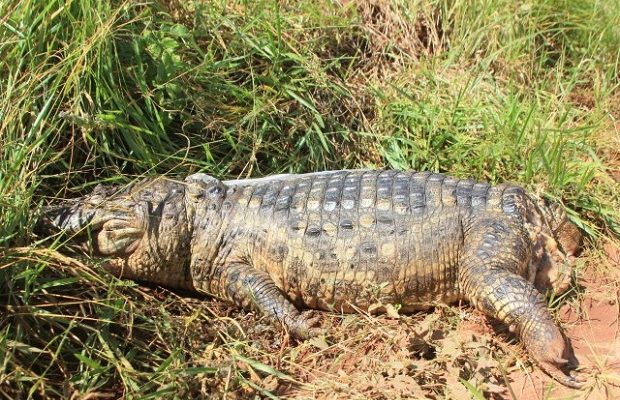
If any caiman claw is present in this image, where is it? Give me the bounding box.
[526,325,586,389]
[286,311,322,340]
[537,358,586,389]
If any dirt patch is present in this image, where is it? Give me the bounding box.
[569,86,597,110]
[336,0,444,78]
[597,147,620,184]
[608,91,620,122]
[275,310,511,399]
[508,256,620,400]
[605,241,620,267]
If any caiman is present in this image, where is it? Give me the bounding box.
[35,170,584,388]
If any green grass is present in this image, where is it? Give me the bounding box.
[1,0,619,398]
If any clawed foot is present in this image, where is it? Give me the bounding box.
[530,330,588,389]
[538,357,587,389]
[286,311,323,339]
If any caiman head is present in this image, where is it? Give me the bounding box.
[36,178,198,289]
[526,196,582,296]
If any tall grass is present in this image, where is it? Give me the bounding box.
[1,0,618,397]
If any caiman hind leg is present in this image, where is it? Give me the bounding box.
[211,261,321,339]
[459,217,584,388]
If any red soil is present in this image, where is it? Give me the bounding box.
[508,246,620,400]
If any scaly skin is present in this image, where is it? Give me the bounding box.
[36,170,584,388]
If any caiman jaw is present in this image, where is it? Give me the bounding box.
[37,196,145,257]
[95,217,144,255]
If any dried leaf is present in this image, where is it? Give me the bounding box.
[309,335,330,350]
[385,303,401,319]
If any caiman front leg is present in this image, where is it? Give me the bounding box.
[459,217,584,388]
[207,260,320,339]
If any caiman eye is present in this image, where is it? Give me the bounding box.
[95,218,143,256]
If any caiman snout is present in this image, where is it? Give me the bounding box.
[36,178,195,290]
[36,196,146,257]
[35,203,98,236]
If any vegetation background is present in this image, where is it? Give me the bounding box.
[1,0,618,398]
